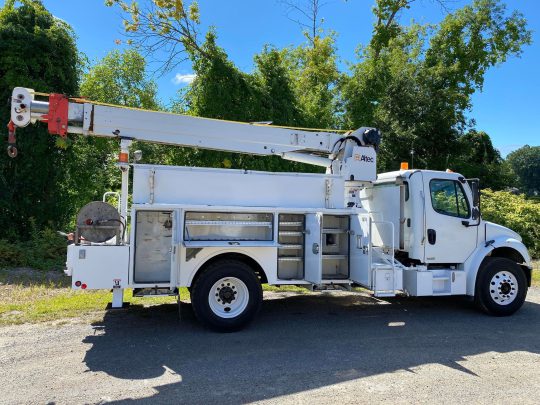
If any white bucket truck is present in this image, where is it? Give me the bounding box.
[7,87,533,331]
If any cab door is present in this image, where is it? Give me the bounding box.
[422,173,478,263]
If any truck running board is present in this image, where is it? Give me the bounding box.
[310,283,352,292]
[133,287,177,297]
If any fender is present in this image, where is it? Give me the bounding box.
[464,236,532,296]
[180,247,275,287]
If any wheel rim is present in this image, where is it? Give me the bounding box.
[208,277,249,318]
[489,271,518,305]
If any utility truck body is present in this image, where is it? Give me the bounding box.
[8,87,533,331]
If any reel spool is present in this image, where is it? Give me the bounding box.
[76,201,122,243]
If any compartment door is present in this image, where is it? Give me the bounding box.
[304,213,322,284]
[134,211,173,283]
[349,214,371,287]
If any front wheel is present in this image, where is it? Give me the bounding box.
[191,259,263,332]
[475,257,527,316]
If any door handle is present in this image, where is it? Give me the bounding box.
[427,229,436,245]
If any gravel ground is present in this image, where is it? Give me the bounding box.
[1,288,539,404]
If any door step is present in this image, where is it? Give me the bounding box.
[133,287,177,297]
[311,283,352,292]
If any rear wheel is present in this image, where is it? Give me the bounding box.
[191,259,263,332]
[475,257,527,316]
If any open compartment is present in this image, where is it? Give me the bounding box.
[184,212,273,241]
[277,214,305,280]
[322,215,349,279]
[134,211,173,283]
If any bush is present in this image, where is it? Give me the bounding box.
[0,228,67,270]
[481,189,540,258]
[0,239,27,268]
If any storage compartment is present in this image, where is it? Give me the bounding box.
[67,245,130,289]
[134,211,173,283]
[322,215,349,279]
[184,212,273,241]
[403,269,433,296]
[277,214,305,279]
[372,263,395,296]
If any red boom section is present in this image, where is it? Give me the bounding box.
[44,93,69,137]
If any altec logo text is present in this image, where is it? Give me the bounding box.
[354,154,374,163]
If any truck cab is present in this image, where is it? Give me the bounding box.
[363,168,532,310]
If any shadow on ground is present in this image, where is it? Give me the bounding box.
[82,292,540,403]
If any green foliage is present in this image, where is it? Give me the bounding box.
[342,0,531,173]
[481,189,540,258]
[81,49,159,108]
[0,225,66,270]
[0,240,26,268]
[253,46,302,127]
[282,34,340,128]
[451,130,516,190]
[370,0,412,58]
[178,32,325,173]
[506,145,540,196]
[187,31,261,121]
[74,49,164,204]
[0,0,80,239]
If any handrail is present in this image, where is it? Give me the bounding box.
[102,191,120,211]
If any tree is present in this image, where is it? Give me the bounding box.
[178,33,315,172]
[252,46,301,127]
[70,49,163,208]
[506,145,540,196]
[283,34,340,129]
[342,0,531,172]
[81,49,159,109]
[278,0,329,43]
[186,31,261,122]
[105,0,208,73]
[370,0,414,59]
[369,0,453,59]
[451,130,515,190]
[0,0,80,239]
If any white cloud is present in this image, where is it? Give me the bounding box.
[172,73,196,85]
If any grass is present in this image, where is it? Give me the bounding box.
[0,270,186,326]
[0,269,311,326]
[1,261,538,327]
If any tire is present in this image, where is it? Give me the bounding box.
[475,257,527,316]
[191,259,263,332]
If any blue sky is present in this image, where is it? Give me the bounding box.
[8,0,539,155]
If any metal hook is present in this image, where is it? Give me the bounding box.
[7,120,17,158]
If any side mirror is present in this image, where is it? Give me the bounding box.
[463,179,481,227]
[471,180,480,207]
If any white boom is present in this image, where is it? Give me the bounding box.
[8,87,381,177]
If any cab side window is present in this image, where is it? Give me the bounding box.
[430,179,470,219]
